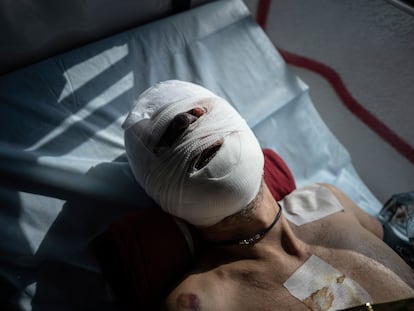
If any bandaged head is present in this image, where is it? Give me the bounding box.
[123,80,264,226]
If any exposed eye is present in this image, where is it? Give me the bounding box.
[192,139,223,170]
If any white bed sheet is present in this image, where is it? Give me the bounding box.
[0,0,381,309]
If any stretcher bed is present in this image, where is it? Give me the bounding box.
[0,0,381,309]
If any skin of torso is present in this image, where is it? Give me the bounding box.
[165,185,414,311]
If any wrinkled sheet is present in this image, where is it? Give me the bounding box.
[0,0,381,309]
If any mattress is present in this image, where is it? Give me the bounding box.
[0,0,381,309]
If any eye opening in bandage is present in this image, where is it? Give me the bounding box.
[153,106,208,155]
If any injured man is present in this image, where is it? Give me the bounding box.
[122,80,414,310]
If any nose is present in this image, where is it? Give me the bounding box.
[162,107,206,147]
[164,113,195,146]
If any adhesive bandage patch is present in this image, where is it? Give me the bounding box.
[283,255,372,311]
[280,184,343,226]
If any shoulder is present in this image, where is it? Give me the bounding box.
[317,183,383,239]
[316,183,370,219]
[282,183,383,238]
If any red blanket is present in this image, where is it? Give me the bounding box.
[93,148,296,309]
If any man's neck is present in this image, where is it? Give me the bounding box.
[199,184,309,260]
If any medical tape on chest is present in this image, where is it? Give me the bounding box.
[283,255,372,311]
[280,184,343,226]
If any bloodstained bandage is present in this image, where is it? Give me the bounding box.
[283,255,372,310]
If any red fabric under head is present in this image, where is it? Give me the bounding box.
[263,148,296,201]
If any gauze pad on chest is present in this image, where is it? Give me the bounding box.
[280,184,343,226]
[284,255,372,310]
[123,80,264,226]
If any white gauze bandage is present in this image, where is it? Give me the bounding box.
[280,184,344,226]
[123,80,264,226]
[284,255,372,310]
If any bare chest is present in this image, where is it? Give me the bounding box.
[290,212,414,285]
[206,270,312,311]
[201,249,413,311]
